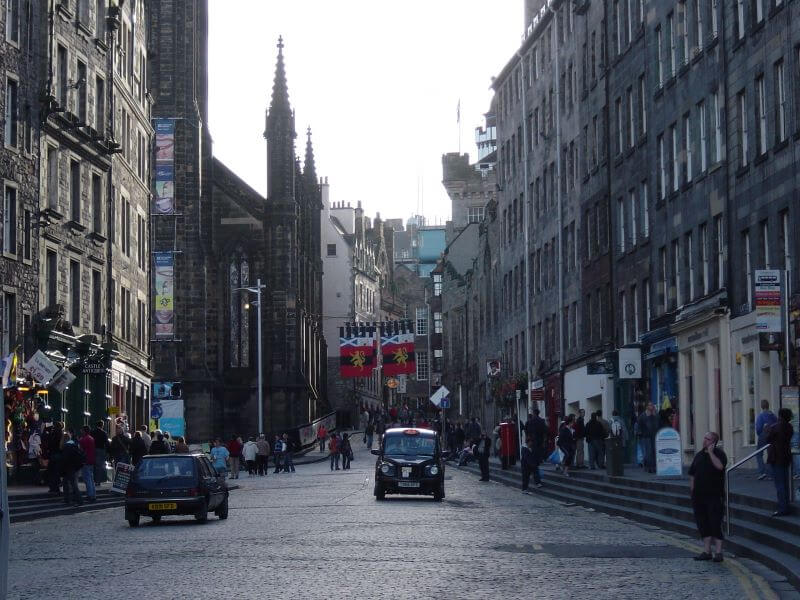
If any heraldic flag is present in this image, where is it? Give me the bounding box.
[339,324,376,378]
[380,320,415,376]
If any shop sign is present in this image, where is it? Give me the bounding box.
[49,368,76,393]
[618,348,642,379]
[23,350,59,384]
[655,427,682,477]
[755,270,782,333]
[107,406,120,415]
[82,361,107,375]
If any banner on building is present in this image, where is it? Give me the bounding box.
[153,119,175,214]
[154,252,175,338]
[339,324,376,378]
[755,269,783,333]
[380,320,415,376]
[1,349,18,388]
[159,399,185,438]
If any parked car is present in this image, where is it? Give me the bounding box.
[371,428,447,501]
[124,453,228,526]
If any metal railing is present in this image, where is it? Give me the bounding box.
[725,444,769,536]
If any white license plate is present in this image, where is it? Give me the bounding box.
[398,481,420,488]
[401,467,412,478]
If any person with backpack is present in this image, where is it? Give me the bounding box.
[60,433,85,506]
[340,433,353,470]
[329,432,340,471]
[755,399,778,480]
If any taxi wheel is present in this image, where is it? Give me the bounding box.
[216,497,229,520]
[433,485,444,502]
[374,485,385,501]
[194,499,208,523]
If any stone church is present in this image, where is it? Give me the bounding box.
[148,1,326,440]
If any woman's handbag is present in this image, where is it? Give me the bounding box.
[547,447,565,465]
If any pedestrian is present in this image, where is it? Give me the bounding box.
[227,435,243,479]
[766,408,795,517]
[341,433,353,470]
[455,422,465,452]
[60,433,85,506]
[282,433,296,472]
[44,422,64,493]
[90,420,109,484]
[596,410,610,466]
[317,424,327,452]
[174,436,190,453]
[138,425,152,452]
[129,431,147,466]
[475,432,492,481]
[365,421,375,449]
[255,435,269,475]
[272,435,284,473]
[149,432,171,455]
[109,425,131,466]
[210,438,230,478]
[528,408,547,487]
[78,426,97,503]
[637,403,659,473]
[585,412,605,469]
[573,409,586,468]
[376,419,385,446]
[329,432,340,471]
[163,431,176,453]
[243,437,258,476]
[755,399,777,480]
[521,437,536,491]
[689,431,727,562]
[557,415,576,477]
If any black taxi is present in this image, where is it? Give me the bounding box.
[371,427,446,501]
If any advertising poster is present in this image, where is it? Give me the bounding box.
[111,463,134,494]
[159,399,185,438]
[154,252,174,338]
[655,427,682,477]
[755,270,782,332]
[153,118,175,214]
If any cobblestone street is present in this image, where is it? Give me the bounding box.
[8,445,782,599]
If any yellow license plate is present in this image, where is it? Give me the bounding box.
[148,502,177,511]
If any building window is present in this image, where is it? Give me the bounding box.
[641,181,649,238]
[47,146,58,209]
[416,351,429,381]
[57,44,68,108]
[738,90,748,167]
[774,60,786,144]
[4,77,18,149]
[6,0,19,44]
[46,250,57,308]
[761,220,769,269]
[3,185,17,255]
[701,223,709,296]
[781,210,791,271]
[95,76,105,134]
[715,215,724,290]
[22,209,30,260]
[639,74,647,135]
[673,239,682,308]
[743,229,752,309]
[671,124,679,192]
[632,284,639,341]
[627,87,635,148]
[467,205,485,224]
[434,312,442,334]
[629,190,637,246]
[658,134,666,199]
[76,60,87,123]
[695,0,703,50]
[667,12,676,76]
[326,243,336,257]
[229,251,250,367]
[755,75,766,155]
[91,173,102,233]
[735,0,745,40]
[92,269,102,334]
[621,290,628,344]
[70,160,81,222]
[618,197,626,253]
[433,273,442,297]
[713,90,722,162]
[1,292,16,356]
[698,100,707,172]
[679,1,688,65]
[684,113,692,182]
[644,278,651,331]
[687,232,695,300]
[710,0,719,37]
[656,26,664,86]
[615,97,623,155]
[70,260,80,327]
[415,307,428,336]
[754,0,763,23]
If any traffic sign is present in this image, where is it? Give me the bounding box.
[430,386,450,407]
[440,398,450,408]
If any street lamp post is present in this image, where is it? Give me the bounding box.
[236,278,266,435]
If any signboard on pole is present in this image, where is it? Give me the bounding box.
[755,269,782,332]
[430,385,449,407]
[655,427,682,477]
[618,348,642,379]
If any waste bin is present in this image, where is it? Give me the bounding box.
[605,437,624,476]
[499,422,517,469]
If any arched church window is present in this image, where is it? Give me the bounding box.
[229,251,250,367]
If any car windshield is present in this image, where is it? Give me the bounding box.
[136,456,195,479]
[383,434,436,456]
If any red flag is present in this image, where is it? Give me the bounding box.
[381,324,415,376]
[339,330,376,378]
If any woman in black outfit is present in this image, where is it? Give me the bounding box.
[557,414,576,477]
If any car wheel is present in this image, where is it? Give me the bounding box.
[127,512,140,527]
[433,485,444,501]
[194,499,208,523]
[151,515,162,524]
[374,484,385,501]
[215,496,229,520]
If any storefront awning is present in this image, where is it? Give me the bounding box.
[644,336,678,360]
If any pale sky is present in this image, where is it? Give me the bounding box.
[207,0,522,225]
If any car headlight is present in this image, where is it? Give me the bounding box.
[380,463,392,474]
[428,465,439,476]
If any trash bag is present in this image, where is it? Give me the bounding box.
[547,447,564,465]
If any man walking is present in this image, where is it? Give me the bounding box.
[475,432,492,481]
[256,435,269,476]
[585,412,605,469]
[210,438,230,478]
[364,421,375,449]
[521,437,537,491]
[637,403,659,473]
[529,409,547,487]
[243,436,258,476]
[60,433,85,506]
[90,421,109,484]
[282,433,296,473]
[766,408,795,517]
[329,432,340,471]
[574,408,586,468]
[273,435,284,473]
[317,423,327,452]
[689,431,727,562]
[78,426,97,502]
[755,399,777,480]
[227,435,243,479]
[138,425,152,453]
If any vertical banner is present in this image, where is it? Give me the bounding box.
[381,320,416,376]
[153,119,175,214]
[755,269,782,332]
[339,324,376,378]
[154,252,175,338]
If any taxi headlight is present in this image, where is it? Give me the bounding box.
[380,463,392,474]
[428,465,439,476]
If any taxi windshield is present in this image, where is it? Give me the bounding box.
[383,434,436,456]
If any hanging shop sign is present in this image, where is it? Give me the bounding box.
[618,348,642,379]
[755,270,783,333]
[153,118,176,214]
[49,368,76,394]
[23,350,59,385]
[154,252,175,338]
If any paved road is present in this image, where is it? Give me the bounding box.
[8,444,784,599]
